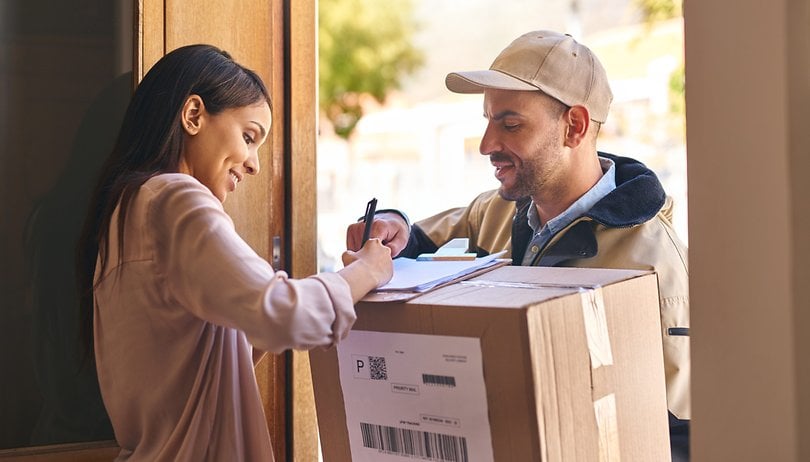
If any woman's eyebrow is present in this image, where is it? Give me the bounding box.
[250,121,267,138]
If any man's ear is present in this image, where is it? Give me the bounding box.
[563,105,590,148]
[181,95,205,135]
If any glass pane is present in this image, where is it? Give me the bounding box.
[0,0,133,449]
[317,0,687,271]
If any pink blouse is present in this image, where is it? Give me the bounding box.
[93,174,355,461]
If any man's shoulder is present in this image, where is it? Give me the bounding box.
[470,188,502,204]
[468,189,519,220]
[592,213,688,274]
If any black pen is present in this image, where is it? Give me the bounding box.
[362,198,377,246]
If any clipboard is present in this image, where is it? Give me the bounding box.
[362,257,510,303]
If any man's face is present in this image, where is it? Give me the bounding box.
[480,89,568,201]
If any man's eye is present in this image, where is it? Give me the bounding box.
[504,123,520,131]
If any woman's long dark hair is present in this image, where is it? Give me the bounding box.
[76,44,271,362]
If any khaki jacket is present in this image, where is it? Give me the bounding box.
[402,153,690,420]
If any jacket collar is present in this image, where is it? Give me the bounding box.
[586,152,666,227]
[511,152,666,265]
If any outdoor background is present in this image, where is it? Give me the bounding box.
[316,0,686,271]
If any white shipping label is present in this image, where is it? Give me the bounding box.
[337,330,494,462]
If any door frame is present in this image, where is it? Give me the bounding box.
[0,0,319,460]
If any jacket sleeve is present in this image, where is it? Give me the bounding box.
[399,224,440,258]
[396,201,478,258]
[403,190,515,258]
[148,176,356,354]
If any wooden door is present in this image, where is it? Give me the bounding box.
[141,0,290,458]
[140,1,320,460]
[0,0,319,460]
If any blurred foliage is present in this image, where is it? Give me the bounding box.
[319,0,424,139]
[635,0,683,24]
[635,0,684,119]
[669,62,685,115]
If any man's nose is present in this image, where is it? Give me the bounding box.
[479,123,499,156]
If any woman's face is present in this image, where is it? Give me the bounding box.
[179,99,272,203]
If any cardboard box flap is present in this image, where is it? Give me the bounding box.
[468,266,651,287]
[413,266,653,310]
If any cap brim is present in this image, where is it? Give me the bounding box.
[445,70,539,94]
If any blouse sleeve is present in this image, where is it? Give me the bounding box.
[146,175,356,354]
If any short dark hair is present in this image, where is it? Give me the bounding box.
[76,44,271,361]
[540,91,603,139]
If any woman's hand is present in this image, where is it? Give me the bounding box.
[338,238,393,303]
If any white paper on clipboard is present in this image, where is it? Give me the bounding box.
[376,251,507,293]
[336,331,495,462]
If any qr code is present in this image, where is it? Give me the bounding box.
[369,356,388,381]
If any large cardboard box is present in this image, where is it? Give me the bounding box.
[310,266,671,461]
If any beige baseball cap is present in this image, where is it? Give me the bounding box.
[445,30,613,123]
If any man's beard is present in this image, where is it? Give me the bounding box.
[497,159,540,201]
[493,130,563,202]
[492,150,558,202]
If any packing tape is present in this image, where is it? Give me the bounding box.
[580,287,614,368]
[594,393,621,461]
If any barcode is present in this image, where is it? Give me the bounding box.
[360,422,469,462]
[369,356,388,380]
[422,374,456,387]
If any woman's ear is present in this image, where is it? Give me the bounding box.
[181,95,205,135]
[563,105,590,148]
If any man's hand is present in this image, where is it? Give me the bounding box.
[346,212,410,257]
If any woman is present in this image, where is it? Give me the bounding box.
[76,44,392,461]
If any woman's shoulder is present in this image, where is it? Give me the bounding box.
[141,173,214,200]
[142,172,206,192]
[139,173,221,214]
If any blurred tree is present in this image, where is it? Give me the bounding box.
[635,0,684,119]
[669,62,685,115]
[635,0,682,24]
[319,0,424,139]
